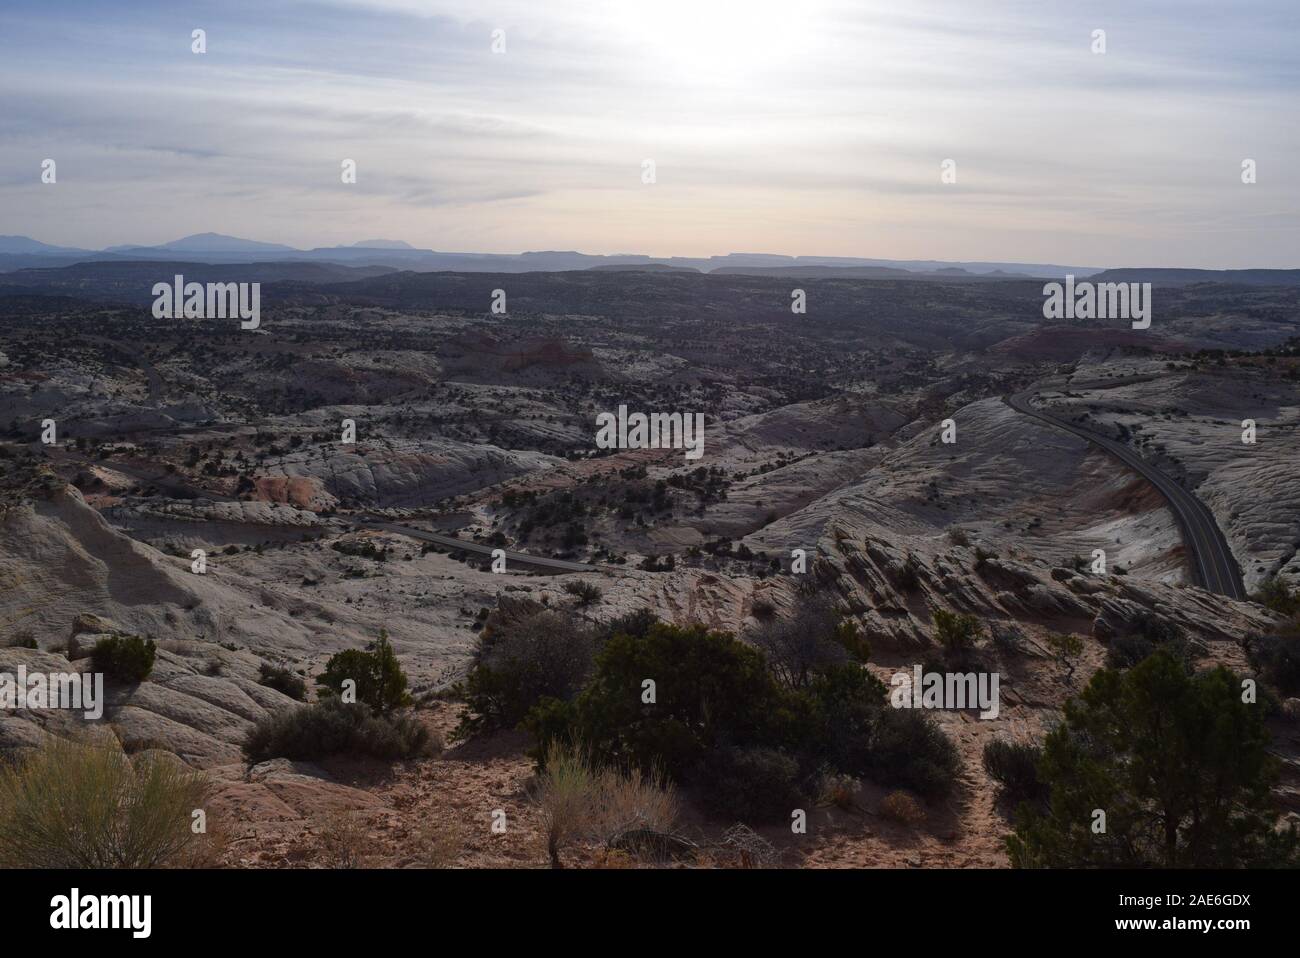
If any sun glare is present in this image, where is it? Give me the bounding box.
[609,0,822,85]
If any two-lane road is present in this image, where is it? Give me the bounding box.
[1005,384,1245,600]
[357,518,599,574]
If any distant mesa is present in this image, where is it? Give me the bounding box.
[587,263,699,273]
[347,239,417,250]
[1088,267,1300,288]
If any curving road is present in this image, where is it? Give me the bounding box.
[358,518,598,574]
[1005,383,1245,600]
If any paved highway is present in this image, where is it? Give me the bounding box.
[1005,383,1245,600]
[358,518,598,574]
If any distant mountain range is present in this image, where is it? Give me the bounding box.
[2,234,1295,287]
[0,232,1105,278]
[1087,267,1300,287]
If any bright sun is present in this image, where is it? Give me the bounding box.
[609,0,822,85]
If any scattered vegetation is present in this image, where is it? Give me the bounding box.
[524,609,960,824]
[1045,632,1084,684]
[1254,575,1300,620]
[1244,632,1300,697]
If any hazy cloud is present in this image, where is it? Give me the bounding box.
[1,0,1296,265]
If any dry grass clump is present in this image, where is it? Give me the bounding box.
[317,810,371,869]
[701,823,782,869]
[0,733,208,868]
[816,771,861,811]
[878,790,927,826]
[533,741,680,868]
[413,817,468,868]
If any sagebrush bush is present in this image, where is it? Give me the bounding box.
[90,634,157,682]
[563,580,603,607]
[243,698,435,763]
[258,662,307,701]
[534,741,596,869]
[0,734,207,868]
[982,739,1046,805]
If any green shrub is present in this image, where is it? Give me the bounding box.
[526,614,962,814]
[595,608,658,643]
[316,630,410,714]
[530,622,786,780]
[932,608,982,654]
[863,705,961,798]
[1105,632,1156,669]
[982,739,1046,805]
[704,746,805,824]
[243,698,433,764]
[1130,610,1184,645]
[1105,614,1197,670]
[1254,576,1300,619]
[90,634,157,682]
[799,663,960,798]
[563,580,603,607]
[1007,649,1299,868]
[0,734,207,867]
[259,662,307,701]
[796,663,888,773]
[459,609,597,736]
[1245,633,1300,697]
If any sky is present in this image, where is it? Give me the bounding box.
[1,0,1297,267]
